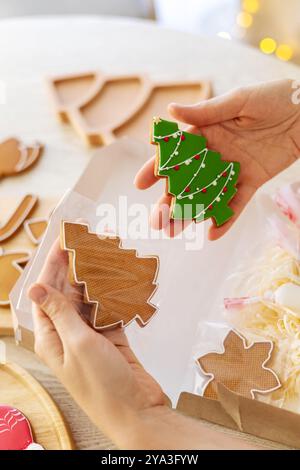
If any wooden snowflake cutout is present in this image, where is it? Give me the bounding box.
[197,330,281,399]
[61,222,159,329]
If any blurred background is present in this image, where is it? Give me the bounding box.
[0,0,299,65]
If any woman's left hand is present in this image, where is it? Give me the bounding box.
[28,240,167,448]
[28,240,264,450]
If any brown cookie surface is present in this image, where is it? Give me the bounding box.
[61,222,159,329]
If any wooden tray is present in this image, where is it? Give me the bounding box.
[48,71,212,146]
[0,197,55,336]
[0,362,73,450]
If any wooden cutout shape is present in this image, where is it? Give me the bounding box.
[47,71,211,146]
[61,222,159,329]
[197,330,281,400]
[47,71,100,122]
[0,196,57,337]
[0,195,38,243]
[24,217,48,245]
[0,248,31,307]
[0,138,43,178]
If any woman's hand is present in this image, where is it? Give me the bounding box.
[28,240,168,448]
[135,79,300,240]
[28,240,263,450]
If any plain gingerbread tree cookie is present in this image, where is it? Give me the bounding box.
[61,222,159,329]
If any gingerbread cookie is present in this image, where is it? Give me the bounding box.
[0,405,43,450]
[0,249,31,307]
[197,330,281,400]
[152,117,240,227]
[61,222,159,329]
[0,194,38,243]
[24,217,48,245]
[0,138,43,178]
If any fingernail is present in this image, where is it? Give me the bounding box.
[168,102,177,110]
[28,285,48,305]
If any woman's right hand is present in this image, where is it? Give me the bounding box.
[135,79,300,241]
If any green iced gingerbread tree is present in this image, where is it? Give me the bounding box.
[152,117,240,226]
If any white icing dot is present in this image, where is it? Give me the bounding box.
[216,197,221,202]
[232,171,235,175]
[189,195,194,200]
[201,164,206,168]
[175,151,179,156]
[178,195,182,199]
[213,181,217,186]
[185,159,192,165]
[173,133,178,138]
[196,187,199,190]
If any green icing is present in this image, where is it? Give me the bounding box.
[152,118,240,226]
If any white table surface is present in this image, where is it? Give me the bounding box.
[1,15,300,450]
[0,15,300,198]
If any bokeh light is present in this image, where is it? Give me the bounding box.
[242,0,260,14]
[260,37,277,54]
[236,11,253,28]
[276,44,293,61]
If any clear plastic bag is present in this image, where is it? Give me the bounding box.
[189,183,300,412]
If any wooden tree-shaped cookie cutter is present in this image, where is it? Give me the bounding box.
[61,221,159,329]
[47,71,212,147]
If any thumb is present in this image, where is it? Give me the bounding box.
[28,283,89,341]
[168,88,247,127]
